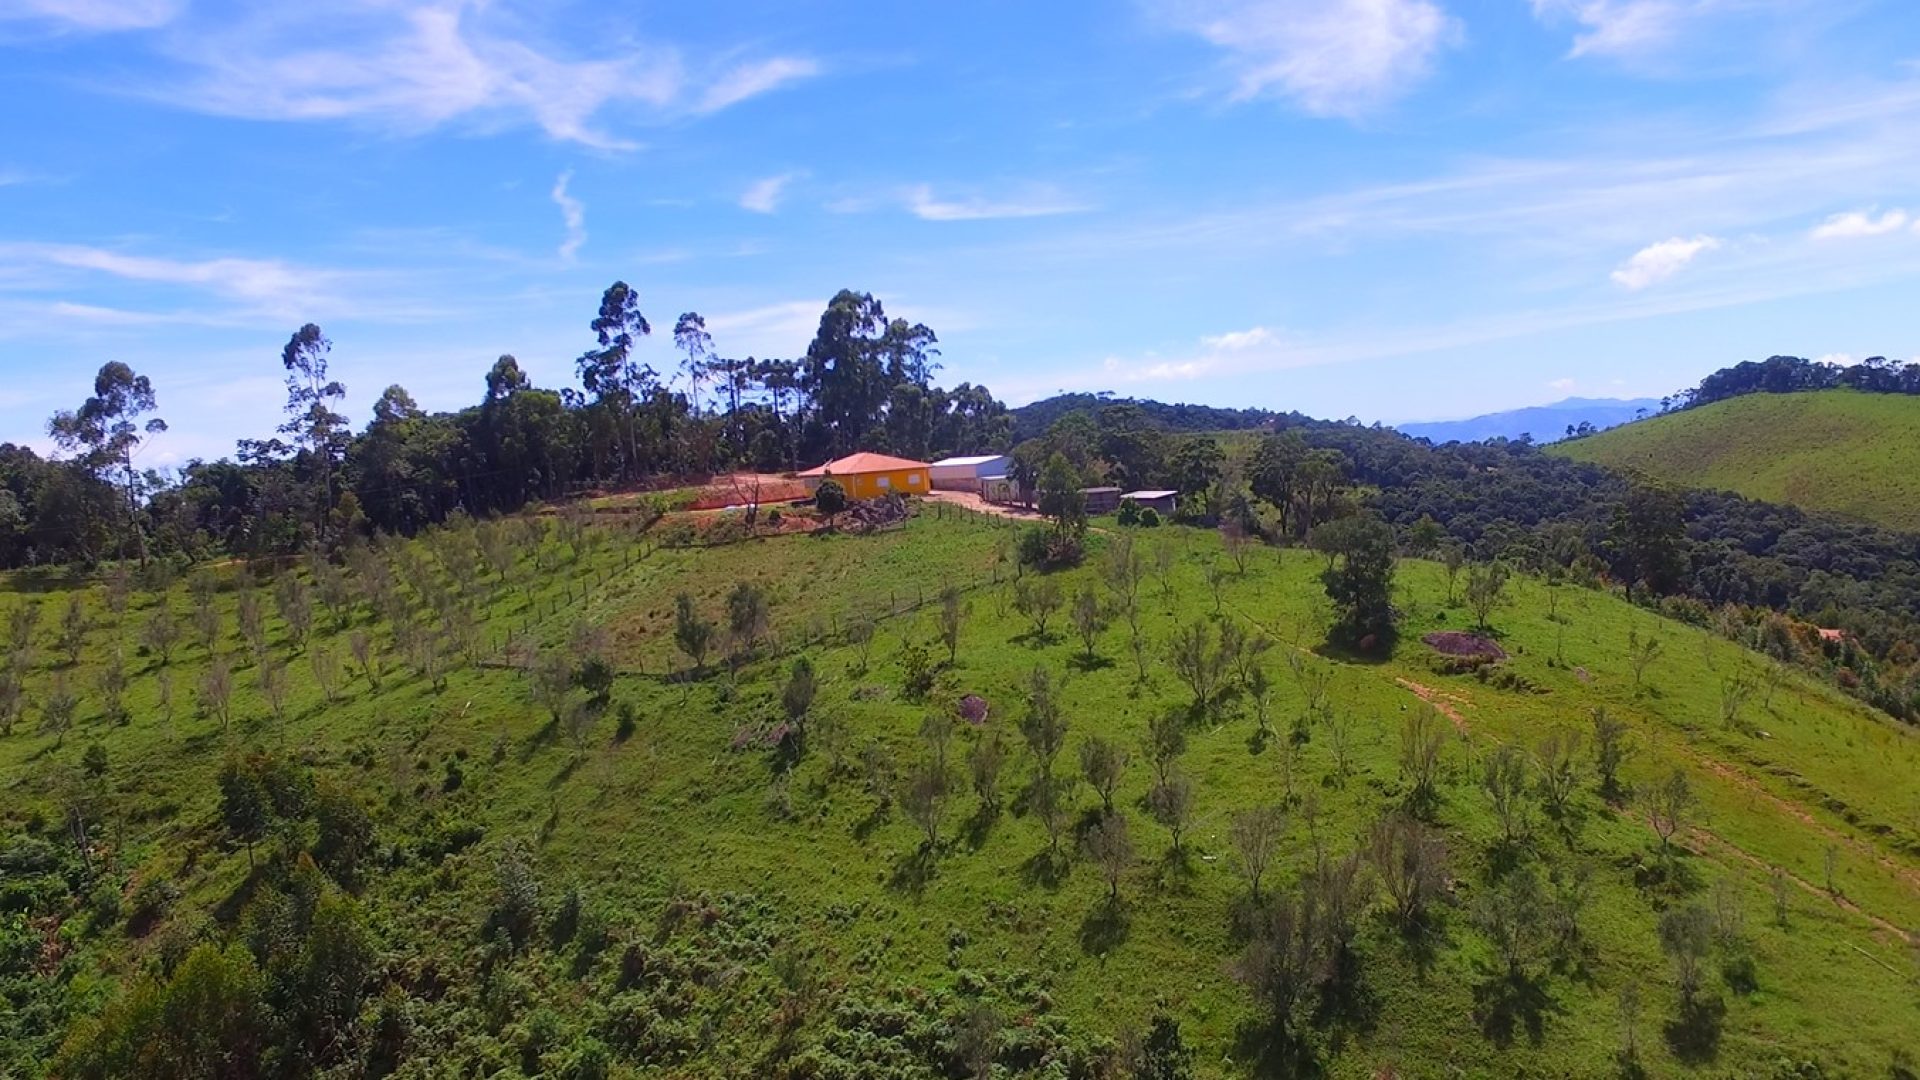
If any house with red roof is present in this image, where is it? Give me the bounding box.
[798,452,932,501]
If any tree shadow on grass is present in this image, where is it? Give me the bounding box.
[1079,896,1129,959]
[1312,949,1380,1043]
[1020,848,1069,889]
[1232,1020,1323,1080]
[1066,653,1115,674]
[547,755,583,789]
[1663,996,1724,1065]
[962,803,1000,851]
[852,801,891,843]
[1153,846,1198,895]
[889,846,937,896]
[1471,967,1559,1048]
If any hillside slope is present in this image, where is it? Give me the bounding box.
[6,505,1920,1076]
[1552,390,1920,531]
[1400,397,1658,444]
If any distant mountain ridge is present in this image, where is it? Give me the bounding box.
[1397,397,1660,444]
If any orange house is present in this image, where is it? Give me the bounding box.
[799,452,932,501]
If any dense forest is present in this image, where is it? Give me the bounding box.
[0,285,1012,569]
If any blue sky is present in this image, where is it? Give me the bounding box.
[4,0,1920,466]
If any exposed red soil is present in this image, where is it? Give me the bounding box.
[686,473,814,510]
[1395,678,1472,734]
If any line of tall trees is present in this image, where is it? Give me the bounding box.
[1662,353,1920,412]
[0,286,1012,569]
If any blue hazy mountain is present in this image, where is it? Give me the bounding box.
[1397,397,1661,444]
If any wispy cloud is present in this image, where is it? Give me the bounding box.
[0,0,179,32]
[1529,0,1687,58]
[1547,376,1579,391]
[740,172,799,214]
[551,171,586,261]
[1152,0,1460,117]
[127,3,817,149]
[696,57,820,114]
[1200,326,1277,350]
[1809,207,1909,240]
[906,184,1089,222]
[1610,235,1720,289]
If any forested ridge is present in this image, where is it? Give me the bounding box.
[0,284,1012,569]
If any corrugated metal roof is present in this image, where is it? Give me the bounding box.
[1123,490,1179,499]
[799,452,932,476]
[929,454,1008,467]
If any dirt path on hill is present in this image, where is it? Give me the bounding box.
[1394,678,1473,734]
[1686,825,1913,944]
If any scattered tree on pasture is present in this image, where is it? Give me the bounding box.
[41,674,78,747]
[969,731,1007,811]
[673,592,715,675]
[845,609,877,673]
[141,607,180,667]
[1069,584,1109,663]
[1626,627,1663,694]
[95,649,128,725]
[1368,813,1449,928]
[258,657,290,725]
[1535,727,1583,819]
[347,629,379,692]
[936,585,965,664]
[1474,867,1548,980]
[1320,513,1397,651]
[1659,903,1714,1003]
[1590,707,1631,800]
[1229,806,1286,904]
[274,575,313,652]
[1078,735,1128,816]
[1719,672,1756,732]
[726,581,771,663]
[1012,577,1063,639]
[1638,767,1697,859]
[813,477,847,528]
[57,596,87,667]
[236,592,267,659]
[309,645,343,703]
[1085,813,1133,901]
[781,656,818,736]
[1399,706,1448,816]
[1018,667,1069,780]
[1482,743,1532,847]
[530,648,576,726]
[1463,561,1510,632]
[192,601,221,655]
[1148,769,1195,854]
[1168,621,1225,712]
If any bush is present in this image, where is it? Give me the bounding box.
[1116,498,1142,527]
[1138,507,1162,528]
[1017,527,1051,567]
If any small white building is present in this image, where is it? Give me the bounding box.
[928,454,1011,493]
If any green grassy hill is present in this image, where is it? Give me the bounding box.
[1551,390,1920,530]
[5,506,1920,1077]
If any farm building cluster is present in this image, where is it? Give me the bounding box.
[796,451,1178,516]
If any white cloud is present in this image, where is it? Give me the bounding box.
[1102,356,1212,382]
[696,58,820,114]
[1809,208,1909,241]
[1155,0,1459,117]
[15,243,343,312]
[740,172,798,214]
[1609,235,1720,290]
[1547,376,1578,391]
[1529,0,1687,59]
[1200,326,1277,350]
[1813,352,1855,367]
[551,171,586,261]
[137,3,817,149]
[906,184,1088,222]
[0,0,178,31]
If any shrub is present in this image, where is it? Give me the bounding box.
[1138,507,1161,528]
[1116,498,1142,527]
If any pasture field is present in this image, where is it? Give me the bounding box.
[1552,390,1920,530]
[4,504,1919,1077]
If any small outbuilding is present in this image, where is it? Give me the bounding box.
[1081,486,1122,515]
[980,475,1021,505]
[1121,490,1178,515]
[928,454,1012,492]
[799,452,932,501]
